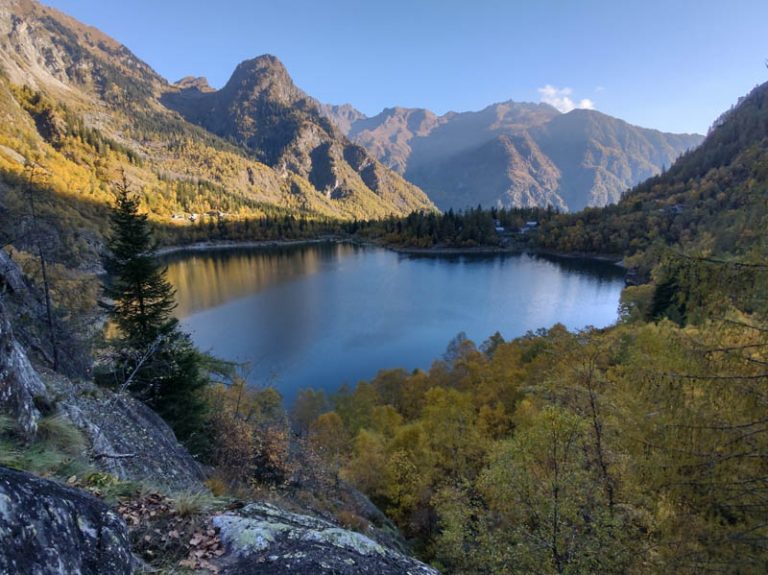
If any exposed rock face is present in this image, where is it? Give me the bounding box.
[213,502,440,575]
[0,0,163,101]
[0,299,46,437]
[0,248,61,372]
[0,249,27,295]
[57,382,206,491]
[175,75,214,93]
[0,465,136,575]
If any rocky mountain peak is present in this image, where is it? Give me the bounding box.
[174,75,213,92]
[160,53,434,213]
[221,53,305,106]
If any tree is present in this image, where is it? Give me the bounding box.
[477,406,643,574]
[102,176,209,448]
[103,175,177,352]
[24,165,59,371]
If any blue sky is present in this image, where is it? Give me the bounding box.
[43,0,768,134]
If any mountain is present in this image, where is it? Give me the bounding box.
[317,103,367,135]
[533,79,768,262]
[323,100,703,211]
[0,0,434,264]
[162,55,431,215]
[529,109,703,209]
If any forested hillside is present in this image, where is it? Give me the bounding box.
[299,306,768,574]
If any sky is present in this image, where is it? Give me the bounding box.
[42,0,768,135]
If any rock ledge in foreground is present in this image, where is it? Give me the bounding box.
[0,465,135,575]
[213,502,441,575]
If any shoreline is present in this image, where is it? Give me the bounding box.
[155,237,349,257]
[155,237,625,268]
[523,247,625,268]
[392,244,625,268]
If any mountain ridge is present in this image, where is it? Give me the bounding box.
[322,98,703,211]
[532,78,768,264]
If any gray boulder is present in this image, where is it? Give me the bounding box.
[213,502,440,575]
[0,465,136,575]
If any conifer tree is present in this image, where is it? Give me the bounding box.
[103,176,177,350]
[102,176,209,448]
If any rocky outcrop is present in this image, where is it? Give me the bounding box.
[59,384,205,491]
[0,465,136,575]
[0,249,27,295]
[317,103,367,136]
[0,0,163,100]
[0,242,90,378]
[0,299,46,437]
[213,502,440,575]
[1,248,204,489]
[175,75,214,93]
[59,384,206,491]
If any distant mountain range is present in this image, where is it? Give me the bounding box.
[161,56,430,214]
[322,102,704,211]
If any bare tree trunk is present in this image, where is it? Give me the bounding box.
[25,171,59,372]
[37,243,58,371]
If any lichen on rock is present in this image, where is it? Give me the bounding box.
[0,465,136,575]
[213,502,441,575]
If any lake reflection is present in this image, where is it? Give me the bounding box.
[164,243,625,402]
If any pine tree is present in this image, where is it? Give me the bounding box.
[102,176,209,448]
[103,176,177,350]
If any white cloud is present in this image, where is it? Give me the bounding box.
[538,84,595,113]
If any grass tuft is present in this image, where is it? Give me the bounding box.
[173,490,217,518]
[37,415,87,456]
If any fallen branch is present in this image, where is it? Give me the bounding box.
[93,452,137,460]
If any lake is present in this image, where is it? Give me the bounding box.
[164,243,625,402]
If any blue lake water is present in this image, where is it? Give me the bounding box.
[164,243,625,401]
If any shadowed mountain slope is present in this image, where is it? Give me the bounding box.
[323,99,703,211]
